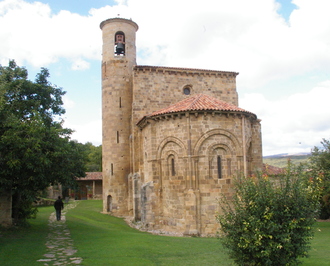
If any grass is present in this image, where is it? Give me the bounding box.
[66,200,231,265]
[1,200,330,265]
[0,205,53,266]
[301,221,330,265]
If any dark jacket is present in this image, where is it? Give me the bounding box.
[54,198,64,210]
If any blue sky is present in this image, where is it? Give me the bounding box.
[1,0,330,156]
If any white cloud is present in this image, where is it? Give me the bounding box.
[71,58,90,70]
[0,0,101,68]
[2,0,330,82]
[2,0,330,155]
[64,119,102,146]
[125,0,330,89]
[240,80,330,155]
[62,95,75,109]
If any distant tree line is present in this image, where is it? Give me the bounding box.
[79,142,102,172]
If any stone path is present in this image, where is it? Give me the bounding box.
[37,201,83,265]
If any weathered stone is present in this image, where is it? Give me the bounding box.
[37,201,83,265]
[101,18,262,236]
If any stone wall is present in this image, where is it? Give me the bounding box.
[131,66,239,174]
[100,18,263,236]
[136,110,262,236]
[101,18,138,215]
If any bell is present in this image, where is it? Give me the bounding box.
[116,43,125,55]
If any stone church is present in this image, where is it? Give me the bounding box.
[100,17,262,236]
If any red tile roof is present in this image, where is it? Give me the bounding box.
[149,94,254,117]
[76,172,102,181]
[263,164,285,176]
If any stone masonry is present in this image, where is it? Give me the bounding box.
[101,17,262,236]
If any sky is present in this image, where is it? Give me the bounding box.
[1,0,330,156]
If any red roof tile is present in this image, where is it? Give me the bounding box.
[149,94,254,117]
[76,172,102,180]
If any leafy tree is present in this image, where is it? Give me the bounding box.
[0,60,86,224]
[83,142,102,172]
[217,164,320,266]
[309,138,330,219]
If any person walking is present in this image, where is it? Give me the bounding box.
[54,196,64,221]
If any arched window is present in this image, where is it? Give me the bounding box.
[115,31,125,55]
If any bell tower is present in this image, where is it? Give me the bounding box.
[100,18,138,215]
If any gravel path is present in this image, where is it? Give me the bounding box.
[37,201,83,265]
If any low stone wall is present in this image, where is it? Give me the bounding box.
[33,198,55,206]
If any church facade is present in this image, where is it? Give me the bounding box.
[100,18,262,236]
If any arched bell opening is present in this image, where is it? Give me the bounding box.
[114,31,125,55]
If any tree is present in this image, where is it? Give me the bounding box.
[0,60,86,224]
[217,164,320,265]
[83,142,102,172]
[309,138,330,219]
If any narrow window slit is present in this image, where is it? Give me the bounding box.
[217,156,222,179]
[171,158,176,176]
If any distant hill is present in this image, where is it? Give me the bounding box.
[263,153,311,168]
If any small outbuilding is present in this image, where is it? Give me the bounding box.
[74,172,102,200]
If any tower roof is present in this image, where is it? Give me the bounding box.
[149,94,254,116]
[100,17,139,31]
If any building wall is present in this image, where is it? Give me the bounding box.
[76,180,102,200]
[131,67,239,174]
[100,18,263,235]
[136,111,262,236]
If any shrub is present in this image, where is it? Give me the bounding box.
[217,164,320,265]
[309,138,330,219]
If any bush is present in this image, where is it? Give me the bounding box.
[217,164,320,265]
[309,138,330,219]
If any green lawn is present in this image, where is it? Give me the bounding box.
[0,205,53,266]
[66,200,231,265]
[1,200,330,265]
[301,221,330,265]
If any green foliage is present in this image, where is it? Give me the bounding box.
[0,60,86,224]
[309,138,330,219]
[217,165,320,266]
[82,142,102,172]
